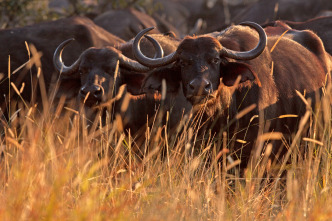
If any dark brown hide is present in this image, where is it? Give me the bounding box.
[93,8,161,41]
[141,24,330,166]
[232,0,332,25]
[0,16,124,116]
[263,16,332,56]
[154,0,250,35]
[55,33,191,135]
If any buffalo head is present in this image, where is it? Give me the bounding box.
[133,22,267,106]
[53,37,162,106]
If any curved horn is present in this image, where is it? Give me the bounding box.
[144,34,164,58]
[133,27,178,68]
[118,53,153,73]
[53,38,81,75]
[220,21,267,60]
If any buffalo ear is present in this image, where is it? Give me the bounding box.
[120,73,146,95]
[141,67,182,94]
[221,62,261,87]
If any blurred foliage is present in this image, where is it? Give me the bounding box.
[0,0,162,29]
[66,0,97,17]
[0,0,61,28]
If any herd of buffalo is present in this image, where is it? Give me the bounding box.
[1,0,332,167]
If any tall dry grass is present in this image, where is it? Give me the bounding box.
[1,49,332,221]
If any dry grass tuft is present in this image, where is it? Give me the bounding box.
[1,52,332,221]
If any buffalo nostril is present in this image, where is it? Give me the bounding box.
[94,88,102,98]
[189,82,195,90]
[80,88,87,96]
[205,81,212,92]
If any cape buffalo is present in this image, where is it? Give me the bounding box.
[231,0,332,25]
[0,16,124,119]
[263,16,332,55]
[53,32,191,135]
[132,22,331,167]
[94,8,163,41]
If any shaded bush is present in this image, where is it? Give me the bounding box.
[0,0,61,28]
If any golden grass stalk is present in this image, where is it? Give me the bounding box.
[1,54,332,221]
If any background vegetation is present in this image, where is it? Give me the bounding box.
[0,0,158,28]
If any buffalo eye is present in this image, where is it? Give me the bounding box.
[79,67,86,75]
[180,60,187,67]
[180,59,192,67]
[211,57,220,64]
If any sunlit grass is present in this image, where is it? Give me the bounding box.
[1,51,332,221]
